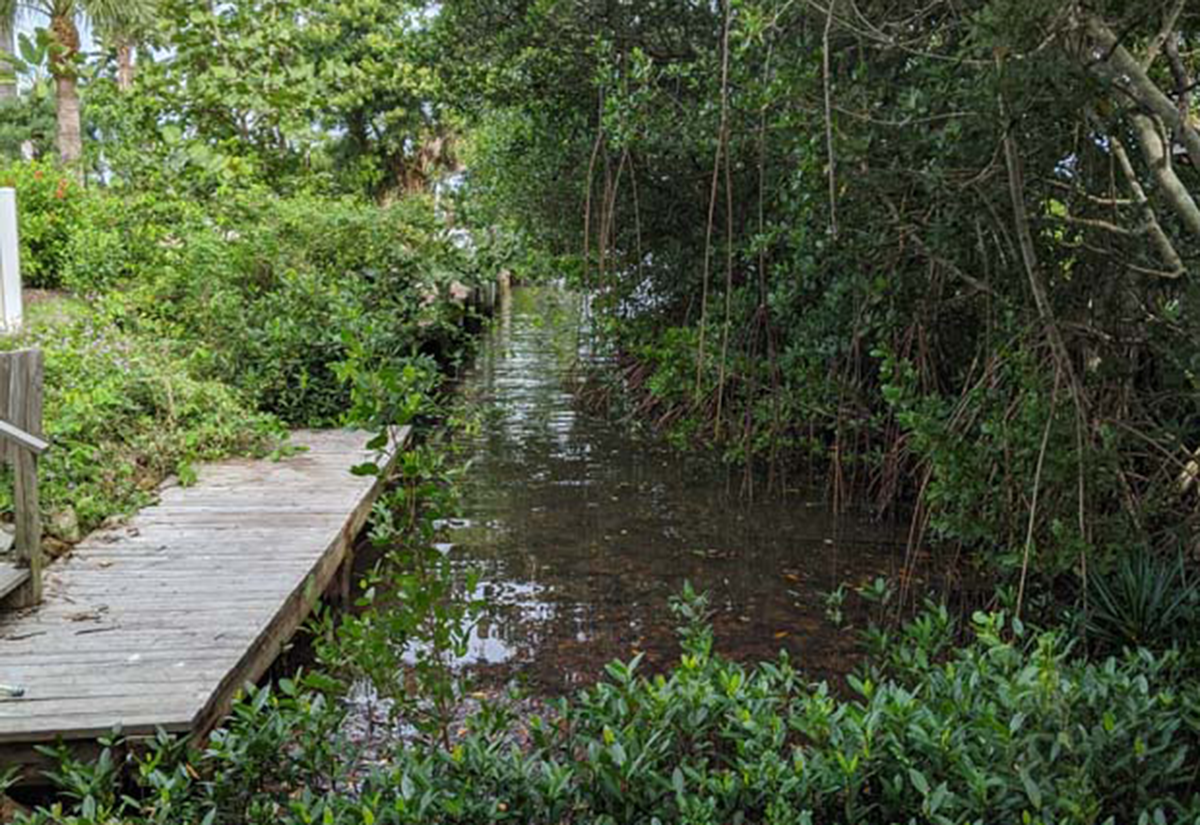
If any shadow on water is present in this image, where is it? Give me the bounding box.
[441,287,908,694]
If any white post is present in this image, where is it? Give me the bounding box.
[0,188,21,331]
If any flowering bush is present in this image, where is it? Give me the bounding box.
[1,159,85,289]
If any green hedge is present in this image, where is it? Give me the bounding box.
[0,160,494,536]
[15,600,1200,825]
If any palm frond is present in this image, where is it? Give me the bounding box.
[83,0,157,28]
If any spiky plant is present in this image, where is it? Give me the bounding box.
[1086,551,1199,654]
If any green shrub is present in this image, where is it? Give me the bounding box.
[1085,552,1200,655]
[1,159,85,289]
[19,597,1200,824]
[58,191,173,295]
[0,300,282,537]
[101,189,485,426]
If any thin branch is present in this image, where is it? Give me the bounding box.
[1058,213,1134,235]
[715,101,735,439]
[998,56,1087,420]
[822,0,838,239]
[831,104,977,128]
[1108,127,1187,276]
[1164,33,1193,120]
[1016,365,1061,623]
[582,124,605,295]
[1140,0,1186,71]
[695,0,733,404]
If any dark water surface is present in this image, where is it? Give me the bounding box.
[444,288,904,693]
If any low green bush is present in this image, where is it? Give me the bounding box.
[112,191,483,426]
[55,185,487,426]
[2,160,84,289]
[16,594,1200,824]
[58,190,170,295]
[0,299,282,540]
[0,160,497,541]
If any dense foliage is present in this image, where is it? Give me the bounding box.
[11,593,1200,824]
[0,0,1198,821]
[0,155,492,538]
[0,296,278,541]
[437,0,1200,604]
[84,189,484,425]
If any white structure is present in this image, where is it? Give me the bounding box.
[0,188,22,331]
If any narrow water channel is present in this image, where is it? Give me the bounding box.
[443,287,904,693]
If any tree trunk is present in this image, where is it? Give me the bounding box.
[0,13,16,100]
[117,39,134,92]
[50,14,83,166]
[1129,112,1200,239]
[55,74,82,165]
[1084,15,1200,169]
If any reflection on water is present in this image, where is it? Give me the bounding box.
[445,287,903,692]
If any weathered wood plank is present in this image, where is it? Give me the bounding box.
[0,563,28,600]
[0,631,262,656]
[0,659,235,677]
[68,538,341,555]
[0,353,11,466]
[0,704,200,741]
[2,675,231,704]
[7,348,43,608]
[0,420,47,455]
[0,644,260,664]
[44,572,324,586]
[76,528,340,545]
[0,427,406,760]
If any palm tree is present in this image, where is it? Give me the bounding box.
[96,7,154,94]
[0,0,156,164]
[114,32,132,92]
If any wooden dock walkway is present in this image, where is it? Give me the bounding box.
[0,428,402,766]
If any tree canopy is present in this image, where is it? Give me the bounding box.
[427,0,1200,589]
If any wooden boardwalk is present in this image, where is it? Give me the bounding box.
[0,428,402,766]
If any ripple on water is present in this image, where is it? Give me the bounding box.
[433,287,908,694]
